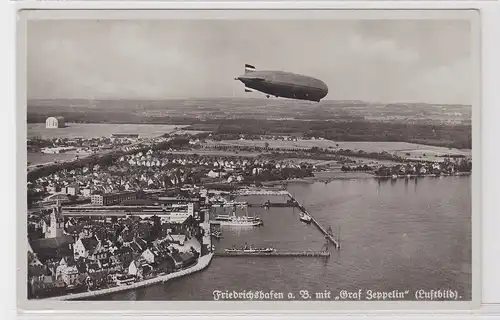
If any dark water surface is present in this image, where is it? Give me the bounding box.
[95,176,472,301]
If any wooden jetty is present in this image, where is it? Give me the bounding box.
[249,203,296,208]
[215,251,330,257]
[293,197,341,250]
[237,190,290,196]
[288,193,340,250]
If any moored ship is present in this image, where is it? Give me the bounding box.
[214,214,263,226]
[213,209,263,227]
[210,196,248,208]
[224,244,275,254]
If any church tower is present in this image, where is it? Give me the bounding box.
[46,201,64,238]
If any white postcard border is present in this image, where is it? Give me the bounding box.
[14,1,485,317]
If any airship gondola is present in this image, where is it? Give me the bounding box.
[234,64,328,102]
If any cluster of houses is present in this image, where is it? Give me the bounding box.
[28,205,202,299]
[372,158,472,177]
[27,134,161,162]
[197,133,319,142]
[29,135,141,149]
[27,150,316,204]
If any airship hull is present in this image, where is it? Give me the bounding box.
[236,66,328,102]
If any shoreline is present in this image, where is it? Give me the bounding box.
[43,253,214,301]
[259,171,471,185]
[371,172,472,179]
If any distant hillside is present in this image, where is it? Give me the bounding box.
[26,98,472,148]
[27,98,471,125]
[27,98,470,109]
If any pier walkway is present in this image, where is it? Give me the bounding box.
[237,190,290,196]
[296,202,341,250]
[215,251,330,257]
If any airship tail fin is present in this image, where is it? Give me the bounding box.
[245,64,256,73]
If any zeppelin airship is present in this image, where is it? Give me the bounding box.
[234,64,329,102]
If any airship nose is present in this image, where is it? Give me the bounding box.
[319,81,329,98]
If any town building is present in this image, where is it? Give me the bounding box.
[29,235,74,264]
[44,204,64,239]
[128,259,152,278]
[82,189,92,198]
[90,191,137,206]
[64,185,80,196]
[45,116,65,129]
[141,248,161,264]
[55,258,79,287]
[110,133,140,143]
[73,236,99,260]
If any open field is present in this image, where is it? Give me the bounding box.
[28,123,187,139]
[169,150,261,157]
[172,130,207,135]
[204,139,471,157]
[27,152,79,166]
[313,171,374,179]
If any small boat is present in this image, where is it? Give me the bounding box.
[299,212,312,223]
[211,230,222,239]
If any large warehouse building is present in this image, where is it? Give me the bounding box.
[45,116,65,129]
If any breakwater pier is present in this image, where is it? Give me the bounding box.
[215,251,330,258]
[296,202,341,250]
[236,190,290,196]
[236,189,342,250]
[249,202,296,208]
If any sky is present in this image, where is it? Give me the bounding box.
[27,19,475,104]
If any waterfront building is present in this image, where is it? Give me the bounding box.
[171,252,198,269]
[91,191,137,206]
[128,258,152,278]
[156,197,201,210]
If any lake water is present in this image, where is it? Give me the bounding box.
[95,176,472,301]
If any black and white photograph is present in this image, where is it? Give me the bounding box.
[21,9,479,305]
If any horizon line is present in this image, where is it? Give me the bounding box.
[26,97,472,107]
